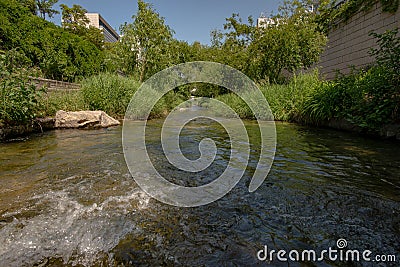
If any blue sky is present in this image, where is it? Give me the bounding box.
[50,0,282,45]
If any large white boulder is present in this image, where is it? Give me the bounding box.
[55,110,120,129]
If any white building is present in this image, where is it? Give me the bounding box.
[257,12,282,29]
[85,13,119,43]
[257,16,278,28]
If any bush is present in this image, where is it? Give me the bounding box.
[261,70,323,122]
[303,29,400,131]
[0,0,104,82]
[0,50,44,125]
[347,66,399,129]
[81,73,141,118]
[212,71,323,121]
[0,74,43,125]
[306,66,400,131]
[40,90,87,117]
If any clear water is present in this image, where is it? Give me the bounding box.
[0,118,399,266]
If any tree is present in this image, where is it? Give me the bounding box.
[210,29,224,48]
[248,20,326,81]
[60,4,103,49]
[0,0,103,81]
[119,0,174,81]
[207,0,327,82]
[16,0,36,15]
[36,0,58,19]
[61,4,89,32]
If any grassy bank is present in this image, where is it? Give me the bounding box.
[81,73,141,118]
[40,90,87,117]
[1,30,398,137]
[214,70,323,122]
[213,29,399,135]
[1,72,188,126]
[2,68,398,136]
[214,66,399,135]
[43,73,186,120]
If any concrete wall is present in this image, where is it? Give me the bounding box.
[29,77,81,91]
[319,1,400,79]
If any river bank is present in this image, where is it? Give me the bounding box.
[322,118,400,141]
[0,110,120,141]
[0,118,55,141]
[1,115,400,142]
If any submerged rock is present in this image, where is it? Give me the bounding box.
[55,110,120,129]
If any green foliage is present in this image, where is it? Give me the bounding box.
[304,66,399,130]
[303,29,400,130]
[212,24,399,133]
[16,0,36,15]
[102,42,123,74]
[0,0,103,81]
[317,0,399,32]
[110,0,325,84]
[202,1,327,82]
[370,29,400,76]
[190,83,228,98]
[301,81,338,123]
[40,90,87,117]
[213,93,255,119]
[60,4,89,30]
[248,21,326,82]
[61,4,104,49]
[210,71,322,120]
[339,67,399,129]
[119,0,174,81]
[262,70,323,122]
[81,73,141,117]
[36,0,58,19]
[0,50,44,125]
[81,72,185,119]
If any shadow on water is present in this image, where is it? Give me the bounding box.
[0,120,399,266]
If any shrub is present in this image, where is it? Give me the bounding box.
[334,66,399,130]
[0,0,104,82]
[40,90,87,117]
[261,70,323,122]
[81,73,141,118]
[303,29,400,131]
[0,50,44,125]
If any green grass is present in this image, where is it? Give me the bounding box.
[213,70,324,122]
[81,73,141,118]
[261,70,324,123]
[7,66,396,135]
[80,72,186,119]
[214,66,399,134]
[31,73,187,121]
[39,90,87,117]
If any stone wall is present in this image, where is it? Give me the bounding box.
[319,1,400,80]
[29,76,81,91]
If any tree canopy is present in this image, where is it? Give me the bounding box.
[60,4,104,49]
[118,0,174,81]
[36,0,58,19]
[0,0,104,81]
[110,0,327,84]
[2,0,329,84]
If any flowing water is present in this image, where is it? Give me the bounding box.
[0,114,399,266]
